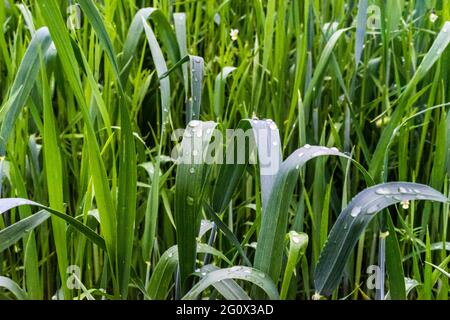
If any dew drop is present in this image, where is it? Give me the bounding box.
[193,96,198,102]
[244,269,251,274]
[331,147,339,152]
[189,120,200,128]
[189,167,195,174]
[196,130,203,138]
[201,272,207,276]
[163,108,168,112]
[206,128,212,135]
[269,123,277,130]
[367,204,379,214]
[295,165,300,170]
[350,206,361,217]
[273,141,278,146]
[304,144,311,149]
[195,58,202,63]
[194,77,199,82]
[297,152,304,158]
[375,188,390,195]
[168,252,173,258]
[398,187,408,194]
[186,196,195,206]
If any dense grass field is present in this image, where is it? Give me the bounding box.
[0,0,449,300]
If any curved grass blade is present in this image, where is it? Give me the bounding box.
[182,266,279,300]
[0,276,29,300]
[214,66,236,118]
[355,0,368,66]
[280,231,308,299]
[370,22,450,178]
[38,0,116,291]
[385,278,419,300]
[0,198,106,250]
[314,182,448,296]
[203,202,252,266]
[199,264,251,300]
[303,28,350,112]
[0,27,53,155]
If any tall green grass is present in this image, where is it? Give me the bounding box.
[0,0,449,300]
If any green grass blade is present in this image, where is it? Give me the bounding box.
[182,266,279,300]
[0,210,50,253]
[255,146,349,286]
[0,198,106,250]
[0,27,52,154]
[0,276,29,300]
[174,120,218,294]
[314,182,448,296]
[199,264,251,300]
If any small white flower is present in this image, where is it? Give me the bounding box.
[429,12,438,23]
[230,29,239,41]
[401,200,410,210]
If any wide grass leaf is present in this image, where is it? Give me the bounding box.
[314,182,448,296]
[182,266,279,300]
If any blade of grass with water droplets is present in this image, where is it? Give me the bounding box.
[314,182,448,296]
[174,120,218,294]
[183,266,279,300]
[147,244,230,299]
[280,231,308,299]
[254,146,349,288]
[355,0,368,66]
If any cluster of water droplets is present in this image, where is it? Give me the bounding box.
[349,186,428,218]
